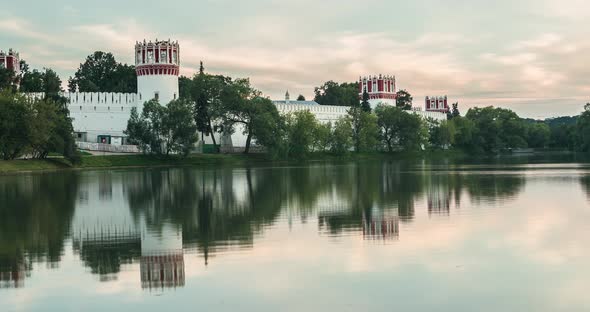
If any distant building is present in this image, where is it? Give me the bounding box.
[12,39,448,151]
[425,96,450,113]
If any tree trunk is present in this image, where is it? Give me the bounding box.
[244,132,252,154]
[208,119,217,147]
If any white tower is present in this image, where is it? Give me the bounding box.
[135,39,180,107]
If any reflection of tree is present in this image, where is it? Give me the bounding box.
[579,175,590,201]
[0,172,79,287]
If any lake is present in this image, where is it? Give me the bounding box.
[1,155,590,311]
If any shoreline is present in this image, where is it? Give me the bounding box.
[0,151,468,175]
[1,149,578,175]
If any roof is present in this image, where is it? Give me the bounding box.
[273,100,320,106]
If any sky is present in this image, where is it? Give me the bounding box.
[1,0,589,118]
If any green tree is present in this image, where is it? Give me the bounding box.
[361,90,371,113]
[164,99,199,156]
[576,103,590,152]
[396,89,413,110]
[398,112,428,151]
[330,117,353,155]
[285,110,318,158]
[427,118,455,149]
[19,69,44,92]
[125,99,198,156]
[68,51,137,93]
[0,67,17,92]
[447,102,460,120]
[312,122,332,152]
[0,92,31,159]
[465,106,527,152]
[296,94,306,101]
[375,105,403,152]
[358,112,380,152]
[314,81,359,106]
[450,116,475,150]
[526,122,550,149]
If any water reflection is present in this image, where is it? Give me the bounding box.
[0,161,541,290]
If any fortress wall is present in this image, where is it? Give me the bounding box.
[65,92,139,142]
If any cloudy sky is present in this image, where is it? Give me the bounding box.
[1,0,589,118]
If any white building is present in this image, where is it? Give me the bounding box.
[14,39,447,150]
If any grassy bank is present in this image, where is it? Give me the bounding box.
[0,150,471,174]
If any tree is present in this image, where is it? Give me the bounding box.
[526,122,550,149]
[447,102,460,120]
[194,62,210,141]
[450,116,475,151]
[125,99,198,156]
[375,105,402,152]
[330,117,353,155]
[361,90,371,113]
[0,91,77,162]
[314,81,359,106]
[68,51,137,93]
[396,89,413,110]
[0,91,31,159]
[465,106,528,152]
[312,122,332,152]
[0,67,17,92]
[164,99,199,156]
[296,94,306,101]
[427,118,455,149]
[576,103,590,152]
[358,112,380,152]
[285,110,318,158]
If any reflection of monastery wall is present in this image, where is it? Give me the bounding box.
[70,172,185,289]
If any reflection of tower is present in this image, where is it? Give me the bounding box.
[362,208,400,240]
[427,181,451,216]
[135,39,180,107]
[140,223,185,290]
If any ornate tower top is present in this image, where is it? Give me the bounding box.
[135,39,180,76]
[358,74,397,108]
[0,49,21,74]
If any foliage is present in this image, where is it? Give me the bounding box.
[125,99,198,156]
[296,94,306,101]
[361,90,371,113]
[0,92,31,159]
[0,91,77,161]
[285,110,318,158]
[68,51,137,93]
[526,122,550,149]
[576,104,590,152]
[447,102,460,120]
[465,106,527,152]
[314,81,359,106]
[0,67,17,92]
[375,105,426,151]
[330,117,353,155]
[312,122,332,152]
[396,89,413,110]
[427,118,455,149]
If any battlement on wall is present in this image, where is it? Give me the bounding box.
[26,92,138,106]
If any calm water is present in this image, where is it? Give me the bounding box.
[2,156,590,311]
